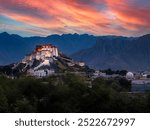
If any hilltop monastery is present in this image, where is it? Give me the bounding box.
[22,44,58,63]
[19,43,85,77]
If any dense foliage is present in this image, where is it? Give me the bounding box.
[0,74,149,113]
[101,69,127,76]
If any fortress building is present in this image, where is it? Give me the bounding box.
[22,44,58,63]
[35,44,58,58]
[19,43,86,77]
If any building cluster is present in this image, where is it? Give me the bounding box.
[21,44,59,77]
[29,69,55,77]
[22,44,58,63]
[92,70,150,80]
[20,43,86,77]
[126,71,150,80]
[92,70,120,79]
[91,70,150,92]
[128,72,150,92]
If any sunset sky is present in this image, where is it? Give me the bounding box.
[0,0,150,36]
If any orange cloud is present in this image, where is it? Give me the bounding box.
[105,0,150,32]
[0,0,111,35]
[0,0,150,36]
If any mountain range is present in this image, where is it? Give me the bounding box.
[0,32,150,71]
[11,44,91,77]
[0,32,97,65]
[71,34,150,71]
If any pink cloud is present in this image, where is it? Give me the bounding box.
[0,0,150,36]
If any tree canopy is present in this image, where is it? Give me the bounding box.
[0,74,149,113]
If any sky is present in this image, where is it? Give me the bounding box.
[0,0,150,37]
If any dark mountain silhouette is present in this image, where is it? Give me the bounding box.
[1,32,150,71]
[0,32,97,65]
[71,34,150,71]
[0,32,30,65]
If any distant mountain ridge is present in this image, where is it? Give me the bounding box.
[0,32,131,65]
[0,32,97,65]
[1,32,150,71]
[10,44,91,77]
[71,34,150,71]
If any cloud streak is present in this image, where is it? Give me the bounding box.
[0,0,150,36]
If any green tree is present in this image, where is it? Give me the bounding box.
[0,86,8,112]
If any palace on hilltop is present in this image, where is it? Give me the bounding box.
[18,43,85,77]
[22,44,59,63]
